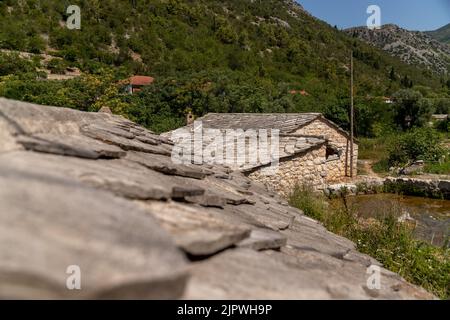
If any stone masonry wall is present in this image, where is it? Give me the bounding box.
[293,119,358,183]
[247,145,327,198]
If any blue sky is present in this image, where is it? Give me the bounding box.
[298,0,450,31]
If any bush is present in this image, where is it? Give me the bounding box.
[434,118,449,133]
[435,98,450,114]
[388,128,445,167]
[47,59,67,75]
[0,53,36,76]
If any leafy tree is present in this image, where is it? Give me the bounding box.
[393,89,433,130]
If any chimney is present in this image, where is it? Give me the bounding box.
[98,106,112,114]
[186,111,194,125]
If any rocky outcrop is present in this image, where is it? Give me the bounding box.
[0,98,435,299]
[346,24,450,75]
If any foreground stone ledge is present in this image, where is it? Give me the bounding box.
[0,98,436,299]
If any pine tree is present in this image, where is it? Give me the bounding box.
[389,67,396,81]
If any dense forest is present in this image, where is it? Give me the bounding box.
[0,0,449,134]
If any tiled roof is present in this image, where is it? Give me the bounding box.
[129,75,154,86]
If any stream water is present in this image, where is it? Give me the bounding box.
[333,194,450,247]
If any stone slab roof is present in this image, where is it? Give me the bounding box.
[0,98,433,299]
[190,112,322,134]
[165,113,329,172]
[184,129,326,171]
[180,112,357,142]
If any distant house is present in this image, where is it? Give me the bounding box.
[166,113,358,197]
[431,114,448,121]
[125,75,154,94]
[289,89,309,96]
[382,96,393,104]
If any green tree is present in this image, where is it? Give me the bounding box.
[389,67,396,81]
[393,89,433,130]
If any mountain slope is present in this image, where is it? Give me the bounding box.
[346,24,450,75]
[0,1,442,87]
[0,0,448,133]
[426,23,450,44]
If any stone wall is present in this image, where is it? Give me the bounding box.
[247,145,327,198]
[325,176,450,200]
[325,157,346,183]
[294,118,358,182]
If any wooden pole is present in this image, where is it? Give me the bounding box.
[350,51,354,178]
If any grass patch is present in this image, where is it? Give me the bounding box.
[358,137,389,161]
[359,137,391,175]
[357,162,369,176]
[424,160,450,175]
[372,158,390,175]
[289,186,450,299]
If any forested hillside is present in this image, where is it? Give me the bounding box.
[0,0,449,133]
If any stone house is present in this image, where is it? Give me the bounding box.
[168,113,358,198]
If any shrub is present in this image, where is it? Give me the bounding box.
[434,118,449,133]
[47,59,67,75]
[388,127,445,167]
[435,98,450,114]
[0,53,36,76]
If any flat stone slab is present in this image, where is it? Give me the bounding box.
[0,151,173,201]
[17,134,126,159]
[126,152,208,180]
[184,247,434,300]
[237,228,287,250]
[184,194,227,208]
[183,248,330,299]
[139,201,251,256]
[81,123,171,156]
[0,159,188,299]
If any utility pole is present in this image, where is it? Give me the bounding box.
[350,51,354,178]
